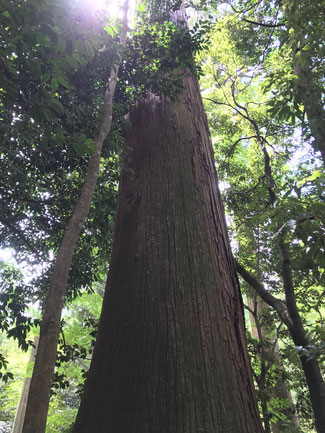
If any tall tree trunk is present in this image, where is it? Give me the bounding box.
[271,348,300,433]
[21,8,128,433]
[73,72,263,433]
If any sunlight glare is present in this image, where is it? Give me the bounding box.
[83,0,122,18]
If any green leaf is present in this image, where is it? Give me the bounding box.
[76,38,85,55]
[104,25,114,37]
[78,133,87,142]
[40,73,50,84]
[72,141,83,155]
[57,76,71,89]
[85,40,94,59]
[49,98,64,112]
[65,55,79,69]
[51,78,58,91]
[79,57,87,66]
[308,170,321,182]
[57,37,66,53]
[84,138,95,155]
[72,53,81,64]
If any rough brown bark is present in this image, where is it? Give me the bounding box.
[73,73,263,433]
[21,10,128,433]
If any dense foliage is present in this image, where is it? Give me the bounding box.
[198,3,324,431]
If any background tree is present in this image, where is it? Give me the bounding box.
[21,0,129,429]
[1,0,126,431]
[198,10,324,432]
[226,0,325,164]
[0,288,103,433]
[245,295,300,433]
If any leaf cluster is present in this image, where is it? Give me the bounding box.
[119,19,207,102]
[0,0,124,362]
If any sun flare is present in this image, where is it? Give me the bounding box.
[82,0,122,18]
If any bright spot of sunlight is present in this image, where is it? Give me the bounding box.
[0,248,15,264]
[81,0,138,24]
[82,0,123,18]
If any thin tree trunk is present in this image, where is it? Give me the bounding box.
[271,343,300,433]
[237,261,325,433]
[247,297,271,433]
[73,71,263,433]
[21,8,128,433]
[247,296,300,433]
[293,54,325,165]
[232,96,325,431]
[12,337,39,433]
[279,235,325,433]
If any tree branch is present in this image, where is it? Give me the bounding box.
[235,260,292,328]
[241,17,286,28]
[278,231,309,345]
[219,136,257,170]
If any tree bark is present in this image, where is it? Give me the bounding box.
[21,9,128,433]
[73,72,263,433]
